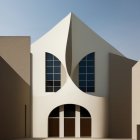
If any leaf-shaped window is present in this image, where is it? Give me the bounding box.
[45,53,61,92]
[79,52,95,93]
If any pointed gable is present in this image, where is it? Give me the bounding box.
[31,13,71,64]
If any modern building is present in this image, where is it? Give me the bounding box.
[0,13,138,140]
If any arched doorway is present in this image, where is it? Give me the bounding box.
[48,104,91,137]
[64,104,75,137]
[80,106,91,137]
[48,107,59,137]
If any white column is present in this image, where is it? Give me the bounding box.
[59,105,64,137]
[75,105,80,137]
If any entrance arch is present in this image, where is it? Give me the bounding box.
[48,104,91,137]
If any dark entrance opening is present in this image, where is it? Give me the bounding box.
[48,107,59,137]
[80,118,91,137]
[80,106,91,137]
[64,104,75,137]
[48,105,91,137]
[64,118,75,137]
[48,118,59,137]
[137,125,140,140]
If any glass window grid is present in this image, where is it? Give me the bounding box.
[46,53,61,92]
[79,53,95,92]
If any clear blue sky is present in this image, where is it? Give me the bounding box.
[0,0,140,60]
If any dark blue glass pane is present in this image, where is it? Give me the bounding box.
[54,61,60,66]
[79,81,86,87]
[87,87,94,92]
[46,53,53,60]
[54,86,60,92]
[54,74,60,80]
[80,87,86,92]
[54,81,60,86]
[79,60,86,66]
[54,67,60,73]
[53,56,59,61]
[46,61,53,66]
[46,74,53,80]
[79,67,86,73]
[87,53,94,60]
[87,61,94,66]
[87,81,94,86]
[79,74,86,80]
[87,74,94,80]
[46,81,53,86]
[46,86,53,92]
[46,67,53,73]
[87,67,94,73]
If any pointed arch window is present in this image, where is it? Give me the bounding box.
[79,52,95,92]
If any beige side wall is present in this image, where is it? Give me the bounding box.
[132,61,140,139]
[0,37,30,84]
[109,53,136,138]
[0,37,31,140]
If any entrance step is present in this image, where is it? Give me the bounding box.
[14,138,134,140]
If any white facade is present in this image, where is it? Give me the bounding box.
[31,13,124,138]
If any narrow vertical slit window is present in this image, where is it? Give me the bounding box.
[25,104,27,137]
[46,53,61,92]
[79,52,95,93]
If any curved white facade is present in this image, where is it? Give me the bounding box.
[31,13,123,138]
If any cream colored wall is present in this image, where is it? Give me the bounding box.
[31,13,124,138]
[31,13,71,138]
[71,14,122,97]
[132,61,140,139]
[33,91,108,138]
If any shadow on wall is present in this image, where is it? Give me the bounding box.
[0,57,31,140]
[109,53,137,138]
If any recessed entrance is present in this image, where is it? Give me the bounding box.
[64,104,75,137]
[48,118,59,137]
[64,118,75,136]
[48,107,59,137]
[48,104,91,137]
[80,118,91,136]
[80,106,91,137]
